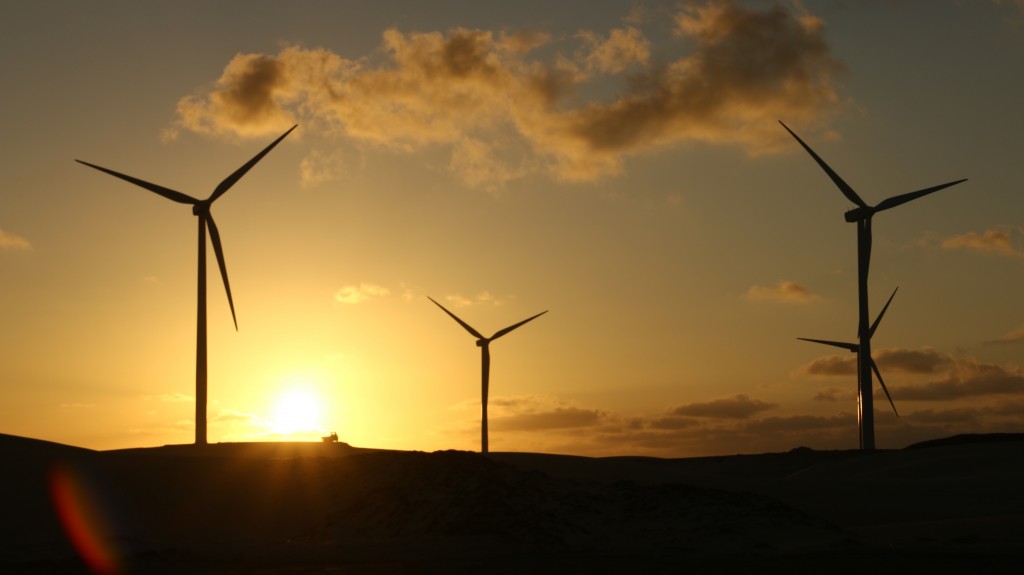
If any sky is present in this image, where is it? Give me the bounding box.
[2,0,1023,457]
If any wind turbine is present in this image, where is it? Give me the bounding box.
[799,287,901,428]
[780,120,965,449]
[77,125,297,445]
[428,296,547,454]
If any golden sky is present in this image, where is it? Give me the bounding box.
[2,0,1023,456]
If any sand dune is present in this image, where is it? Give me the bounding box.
[1,433,1021,573]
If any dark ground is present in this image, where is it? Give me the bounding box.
[1,433,1022,574]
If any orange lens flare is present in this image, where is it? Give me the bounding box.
[48,463,121,575]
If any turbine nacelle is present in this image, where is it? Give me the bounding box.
[192,201,212,216]
[844,206,875,222]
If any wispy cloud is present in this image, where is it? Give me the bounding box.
[745,281,819,303]
[987,326,1024,345]
[167,0,842,189]
[445,290,512,307]
[941,228,1021,258]
[141,392,194,403]
[334,282,391,304]
[0,228,31,251]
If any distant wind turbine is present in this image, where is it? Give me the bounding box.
[799,287,901,423]
[781,120,965,449]
[77,125,296,445]
[428,296,547,454]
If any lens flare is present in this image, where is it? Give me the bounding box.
[48,462,121,575]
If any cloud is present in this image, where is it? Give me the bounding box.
[300,149,356,188]
[876,348,951,374]
[490,406,606,431]
[986,326,1024,345]
[813,386,852,402]
[800,348,949,377]
[142,392,194,403]
[801,354,856,376]
[334,282,391,304]
[212,409,263,423]
[168,0,842,189]
[742,413,850,433]
[941,229,1020,257]
[577,26,650,74]
[799,348,1024,403]
[445,290,512,307]
[0,228,31,251]
[893,360,1024,401]
[745,281,819,303]
[669,393,778,419]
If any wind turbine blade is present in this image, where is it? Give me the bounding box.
[428,296,485,340]
[209,125,297,202]
[874,179,968,213]
[491,310,548,341]
[868,287,899,339]
[871,358,899,417]
[205,214,237,330]
[797,337,858,352]
[76,160,198,204]
[778,121,867,208]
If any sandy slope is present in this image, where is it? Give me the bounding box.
[1,433,1021,573]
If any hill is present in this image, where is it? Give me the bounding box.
[1,434,1021,573]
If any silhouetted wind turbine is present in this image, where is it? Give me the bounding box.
[428,296,547,454]
[781,120,965,449]
[799,287,900,422]
[77,125,296,445]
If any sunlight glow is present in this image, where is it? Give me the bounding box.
[270,388,323,436]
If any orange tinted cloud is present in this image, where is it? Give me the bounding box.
[0,228,31,250]
[169,1,842,189]
[745,281,819,302]
[941,229,1019,257]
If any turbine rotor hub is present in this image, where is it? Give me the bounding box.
[844,205,875,222]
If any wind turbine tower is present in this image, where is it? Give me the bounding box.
[77,125,296,445]
[781,121,965,449]
[799,287,901,425]
[428,297,547,454]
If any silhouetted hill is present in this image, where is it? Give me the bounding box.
[904,432,1024,450]
[1,434,1021,573]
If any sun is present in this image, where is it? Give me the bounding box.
[271,389,323,436]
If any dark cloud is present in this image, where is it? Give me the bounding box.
[876,348,950,374]
[813,386,852,402]
[906,408,981,425]
[894,361,1024,401]
[670,393,778,419]
[168,0,843,189]
[742,413,851,433]
[801,348,949,377]
[648,416,701,430]
[490,407,605,431]
[802,355,856,376]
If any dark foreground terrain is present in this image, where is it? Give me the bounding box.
[1,433,1022,573]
